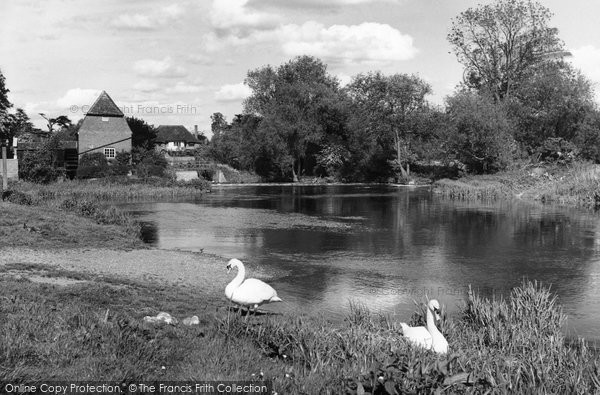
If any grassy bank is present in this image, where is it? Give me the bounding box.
[1,266,597,393]
[435,162,600,208]
[1,178,211,247]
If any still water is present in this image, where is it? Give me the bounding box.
[119,185,600,341]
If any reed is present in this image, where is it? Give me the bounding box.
[435,162,600,209]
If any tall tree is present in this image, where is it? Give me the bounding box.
[0,69,13,142]
[244,56,340,181]
[448,0,566,101]
[346,72,431,179]
[126,116,156,148]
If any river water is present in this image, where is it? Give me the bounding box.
[118,185,600,341]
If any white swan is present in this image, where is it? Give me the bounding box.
[225,258,282,316]
[399,299,448,354]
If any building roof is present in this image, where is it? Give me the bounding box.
[86,91,124,117]
[155,125,200,143]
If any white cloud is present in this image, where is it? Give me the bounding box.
[214,82,252,102]
[167,81,205,94]
[209,0,279,34]
[134,80,160,93]
[335,73,352,87]
[133,57,187,78]
[56,88,101,108]
[280,22,416,65]
[112,4,184,30]
[572,45,600,83]
[571,45,600,102]
[202,20,416,65]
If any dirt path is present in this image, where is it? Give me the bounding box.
[0,247,231,296]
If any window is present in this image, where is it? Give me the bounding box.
[104,147,116,159]
[101,117,109,122]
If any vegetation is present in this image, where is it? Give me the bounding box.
[200,0,600,187]
[1,272,597,393]
[435,161,600,208]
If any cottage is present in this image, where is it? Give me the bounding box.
[78,91,132,160]
[154,125,200,152]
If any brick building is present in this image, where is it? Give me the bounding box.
[78,91,132,160]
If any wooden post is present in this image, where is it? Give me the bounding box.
[1,141,7,192]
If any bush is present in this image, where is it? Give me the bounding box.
[77,152,109,179]
[445,92,516,174]
[536,137,579,164]
[109,151,131,176]
[19,136,66,184]
[133,148,168,178]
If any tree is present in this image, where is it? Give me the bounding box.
[127,116,156,148]
[444,91,516,173]
[448,0,566,101]
[507,62,595,152]
[244,56,340,181]
[39,113,72,133]
[2,108,33,143]
[0,69,13,142]
[346,72,431,180]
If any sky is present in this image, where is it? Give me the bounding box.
[1,0,600,138]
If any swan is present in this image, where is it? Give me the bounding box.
[225,258,282,316]
[399,299,448,354]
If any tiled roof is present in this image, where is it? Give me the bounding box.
[155,125,200,143]
[86,91,124,117]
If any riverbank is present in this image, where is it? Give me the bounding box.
[1,246,599,393]
[2,182,600,392]
[434,162,600,208]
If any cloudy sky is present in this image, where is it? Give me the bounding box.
[1,0,599,137]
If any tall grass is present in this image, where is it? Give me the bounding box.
[436,162,600,209]
[535,162,600,207]
[2,266,598,393]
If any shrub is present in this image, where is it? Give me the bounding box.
[134,149,168,178]
[109,151,131,176]
[536,137,579,164]
[445,92,516,174]
[19,136,66,184]
[77,152,109,179]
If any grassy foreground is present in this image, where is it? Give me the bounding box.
[1,264,598,394]
[434,162,600,208]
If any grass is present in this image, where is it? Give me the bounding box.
[0,201,142,249]
[1,177,212,246]
[1,268,597,393]
[435,161,600,209]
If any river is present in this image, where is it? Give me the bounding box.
[118,184,600,341]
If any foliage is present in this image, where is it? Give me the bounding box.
[448,0,566,101]
[18,135,65,183]
[346,72,432,180]
[445,91,516,173]
[111,151,131,176]
[508,63,595,152]
[244,55,341,181]
[127,116,156,149]
[132,147,168,178]
[536,137,579,164]
[77,152,109,179]
[40,114,72,133]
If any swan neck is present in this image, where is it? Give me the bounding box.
[426,307,441,335]
[230,263,245,287]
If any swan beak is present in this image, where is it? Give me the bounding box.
[434,308,441,321]
[226,264,232,274]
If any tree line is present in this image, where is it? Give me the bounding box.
[209,0,600,182]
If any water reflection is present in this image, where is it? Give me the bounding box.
[120,185,600,340]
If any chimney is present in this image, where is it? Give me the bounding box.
[194,125,198,136]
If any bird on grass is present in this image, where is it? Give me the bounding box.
[23,222,39,232]
[225,258,282,318]
[399,299,448,354]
